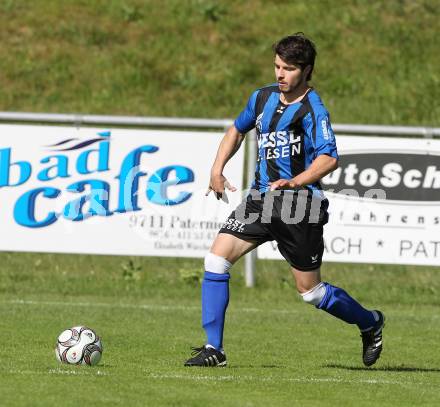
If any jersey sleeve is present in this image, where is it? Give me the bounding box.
[303,109,338,159]
[234,90,259,134]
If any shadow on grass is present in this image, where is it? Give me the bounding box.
[324,363,440,373]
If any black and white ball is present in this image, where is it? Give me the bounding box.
[55,326,103,366]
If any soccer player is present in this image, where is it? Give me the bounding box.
[184,33,384,368]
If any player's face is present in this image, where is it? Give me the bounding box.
[274,54,308,94]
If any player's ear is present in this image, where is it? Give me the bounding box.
[303,65,312,81]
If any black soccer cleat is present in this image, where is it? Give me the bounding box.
[361,310,385,367]
[184,345,227,367]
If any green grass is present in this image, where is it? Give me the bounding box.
[0,0,439,126]
[1,252,440,406]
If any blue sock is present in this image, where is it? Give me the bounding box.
[202,271,230,350]
[317,282,376,330]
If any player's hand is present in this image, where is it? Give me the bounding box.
[206,173,237,200]
[269,178,298,191]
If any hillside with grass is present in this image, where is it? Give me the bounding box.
[0,0,439,126]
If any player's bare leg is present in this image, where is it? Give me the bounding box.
[184,233,258,367]
[291,267,321,293]
[291,266,385,366]
[210,232,258,264]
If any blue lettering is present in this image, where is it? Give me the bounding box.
[63,180,112,221]
[14,187,60,228]
[37,155,69,181]
[0,148,32,187]
[114,145,159,213]
[76,141,110,175]
[147,165,194,205]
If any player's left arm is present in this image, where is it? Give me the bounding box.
[270,154,338,190]
[270,108,338,191]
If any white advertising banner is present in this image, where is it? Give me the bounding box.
[258,136,440,266]
[0,124,243,257]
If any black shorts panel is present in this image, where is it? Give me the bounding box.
[218,190,328,270]
[218,194,271,244]
[271,218,324,270]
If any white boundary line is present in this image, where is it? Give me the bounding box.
[145,372,422,386]
[0,299,302,315]
[2,299,440,320]
[2,368,435,387]
[4,368,108,376]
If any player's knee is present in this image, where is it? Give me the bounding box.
[204,252,232,274]
[300,282,327,306]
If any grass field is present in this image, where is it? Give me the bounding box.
[1,252,440,407]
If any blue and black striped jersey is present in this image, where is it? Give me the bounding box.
[234,85,338,195]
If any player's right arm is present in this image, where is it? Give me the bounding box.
[207,125,244,198]
[207,90,259,198]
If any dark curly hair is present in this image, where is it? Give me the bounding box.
[273,33,317,81]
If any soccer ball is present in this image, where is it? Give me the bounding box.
[55,326,103,366]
